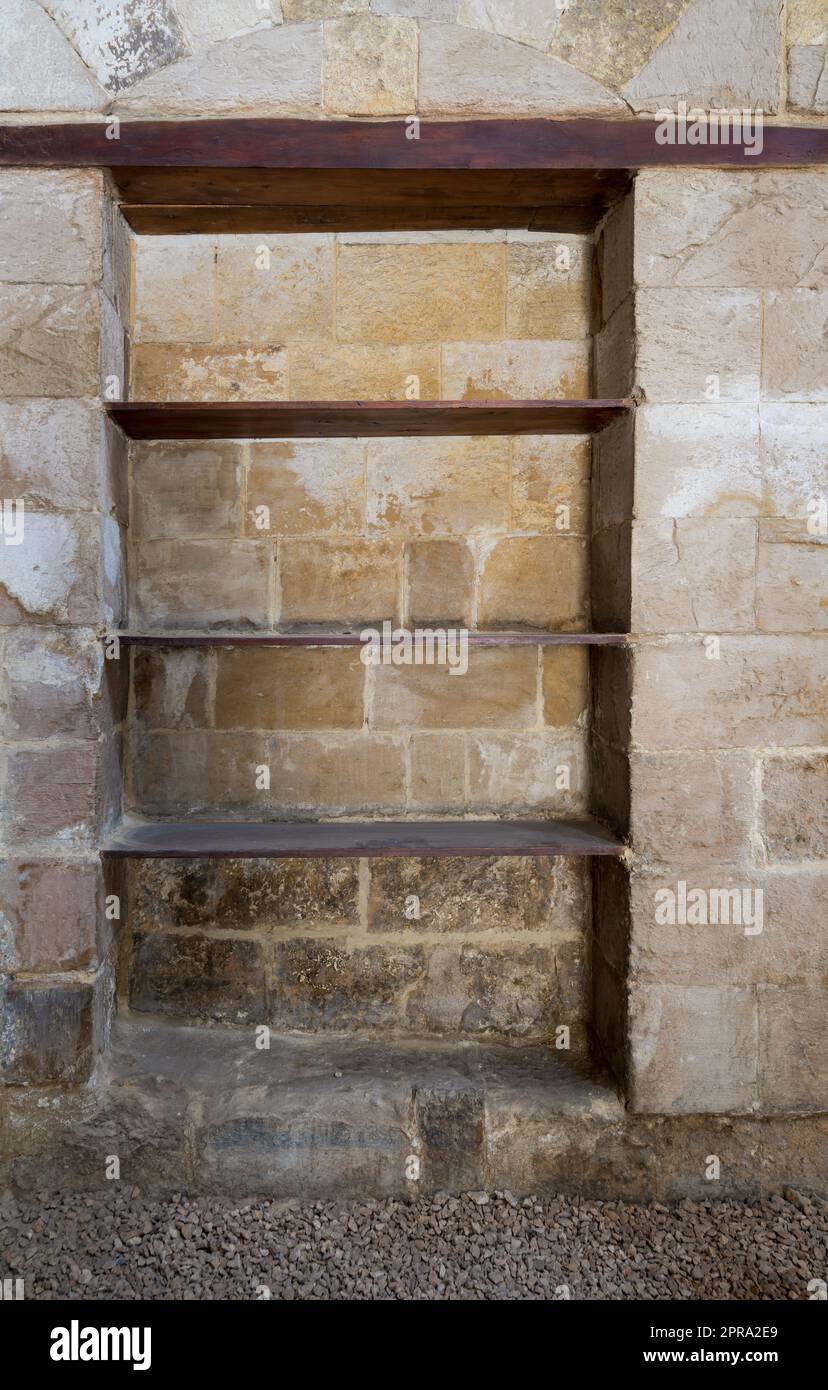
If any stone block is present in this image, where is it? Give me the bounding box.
[131,442,242,538]
[760,754,827,863]
[367,437,510,534]
[633,404,761,518]
[131,539,270,628]
[1,979,96,1084]
[477,535,588,629]
[406,539,474,624]
[591,524,631,631]
[133,236,214,343]
[636,289,761,402]
[628,984,758,1113]
[762,290,828,400]
[367,854,588,933]
[548,0,692,90]
[760,403,828,519]
[631,518,757,632]
[457,0,561,51]
[278,537,400,623]
[214,858,360,927]
[130,859,220,931]
[0,860,100,973]
[0,284,98,397]
[594,189,634,326]
[594,296,635,398]
[407,731,466,808]
[214,647,365,729]
[216,234,334,344]
[414,1082,485,1193]
[0,169,101,284]
[0,399,100,512]
[757,533,827,631]
[542,645,589,727]
[758,986,827,1111]
[247,440,366,534]
[132,648,212,731]
[288,342,440,399]
[788,44,828,112]
[336,242,504,342]
[0,626,104,740]
[510,436,591,535]
[130,344,288,400]
[42,0,187,92]
[371,647,537,729]
[129,730,271,815]
[269,732,407,813]
[441,339,589,398]
[323,15,417,114]
[505,234,591,338]
[630,750,754,867]
[130,931,266,1024]
[466,731,587,812]
[1,743,102,844]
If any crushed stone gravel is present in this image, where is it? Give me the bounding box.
[1,1189,826,1301]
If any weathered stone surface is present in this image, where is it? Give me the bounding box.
[762,290,828,401]
[549,0,692,89]
[510,436,590,535]
[130,931,267,1024]
[337,243,504,343]
[216,234,333,344]
[760,755,827,863]
[0,980,95,1084]
[102,188,132,325]
[631,518,757,632]
[466,732,587,812]
[132,648,211,731]
[0,400,100,511]
[506,234,591,338]
[0,625,104,740]
[441,340,590,398]
[418,21,624,114]
[542,645,589,726]
[248,439,365,534]
[42,0,188,91]
[407,731,466,807]
[0,284,98,397]
[116,23,322,114]
[130,858,219,930]
[758,986,827,1111]
[0,169,101,284]
[130,344,288,400]
[129,730,270,814]
[634,170,828,289]
[131,539,270,628]
[592,411,634,532]
[594,296,635,399]
[413,1081,485,1193]
[628,983,758,1113]
[623,0,781,112]
[279,537,400,622]
[406,538,474,624]
[288,343,440,400]
[176,0,278,51]
[134,236,214,343]
[477,536,588,629]
[214,858,360,926]
[214,647,365,729]
[633,404,761,518]
[0,512,101,625]
[323,15,417,114]
[788,44,828,112]
[595,188,634,327]
[269,732,406,812]
[1,743,103,843]
[631,637,828,750]
[636,289,761,402]
[757,533,827,631]
[0,0,106,111]
[630,750,754,866]
[367,437,509,534]
[367,854,588,933]
[371,647,537,729]
[759,403,828,518]
[457,0,561,51]
[131,443,242,537]
[0,860,100,972]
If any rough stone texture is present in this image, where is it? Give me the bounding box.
[629,984,758,1114]
[131,539,270,628]
[760,755,828,863]
[213,647,365,729]
[248,440,366,533]
[130,932,267,1024]
[278,537,400,622]
[631,518,757,632]
[633,405,761,519]
[635,289,761,402]
[367,437,509,534]
[0,400,100,511]
[323,16,417,114]
[216,235,333,344]
[456,0,561,52]
[758,986,827,1112]
[0,0,107,111]
[549,0,693,89]
[757,531,827,631]
[371,647,537,729]
[466,732,587,812]
[134,237,214,344]
[41,0,188,92]
[441,340,590,398]
[337,243,504,343]
[0,169,101,285]
[131,443,242,538]
[0,980,95,1084]
[367,856,588,933]
[0,625,106,740]
[289,343,441,399]
[130,344,289,400]
[510,436,590,535]
[762,290,828,400]
[0,284,99,398]
[407,538,474,623]
[788,44,828,112]
[477,536,588,630]
[629,751,754,867]
[0,860,101,973]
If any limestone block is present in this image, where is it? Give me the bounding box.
[0,400,100,511]
[0,511,101,625]
[758,986,827,1111]
[371,647,537,729]
[279,537,400,622]
[248,439,366,534]
[0,625,104,740]
[130,730,271,814]
[760,404,828,519]
[631,518,757,632]
[0,860,100,973]
[41,0,188,91]
[214,858,360,927]
[633,404,761,518]
[457,0,561,51]
[510,436,591,535]
[466,732,587,812]
[594,297,635,398]
[216,234,333,345]
[592,411,634,532]
[1,743,103,843]
[367,854,587,932]
[628,983,758,1113]
[288,343,440,399]
[130,344,288,401]
[506,235,591,339]
[367,437,510,534]
[0,284,98,397]
[635,289,761,403]
[132,648,212,731]
[131,539,270,628]
[760,754,827,863]
[441,340,590,398]
[130,931,266,1024]
[407,731,466,807]
[787,0,828,44]
[631,636,828,750]
[542,645,589,727]
[788,44,828,112]
[477,535,588,629]
[549,0,693,90]
[418,21,624,114]
[757,533,828,631]
[133,236,215,344]
[0,980,95,1083]
[322,15,417,115]
[214,647,365,729]
[102,189,132,325]
[594,190,634,326]
[176,0,284,50]
[762,290,828,401]
[406,539,474,624]
[371,0,457,15]
[131,443,242,538]
[0,0,106,111]
[336,243,504,343]
[269,732,407,811]
[0,170,101,285]
[629,750,754,866]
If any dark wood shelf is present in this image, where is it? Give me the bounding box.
[101,817,625,860]
[108,400,631,440]
[115,629,627,648]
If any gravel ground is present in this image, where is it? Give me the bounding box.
[2,1189,826,1301]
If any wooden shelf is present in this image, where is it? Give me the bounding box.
[115,629,627,648]
[101,817,625,859]
[108,400,631,439]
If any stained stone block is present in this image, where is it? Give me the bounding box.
[0,980,96,1084]
[367,855,588,933]
[323,15,418,115]
[130,931,267,1024]
[628,984,758,1114]
[759,754,828,863]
